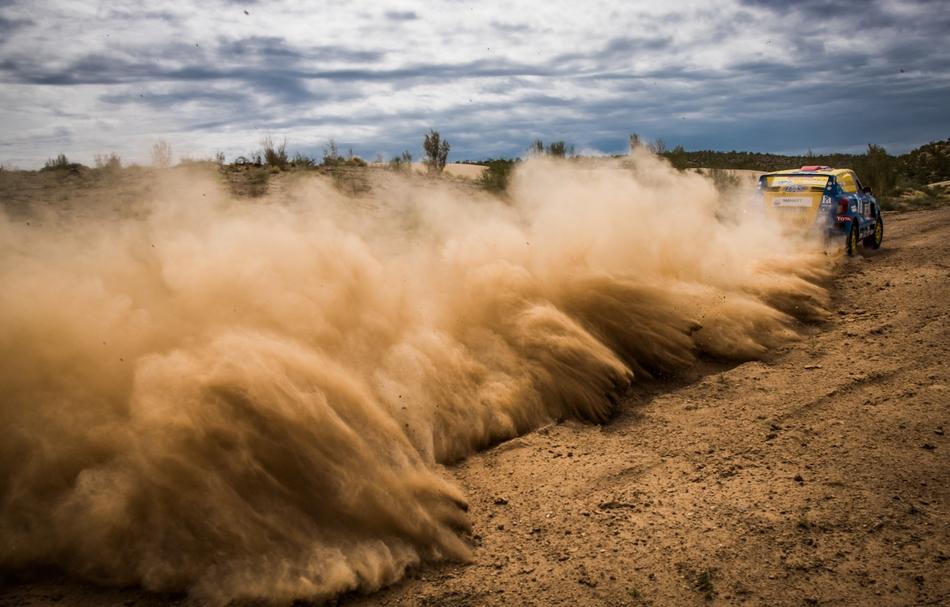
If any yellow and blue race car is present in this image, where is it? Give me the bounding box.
[757,166,884,255]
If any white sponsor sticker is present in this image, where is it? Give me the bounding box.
[772,197,812,207]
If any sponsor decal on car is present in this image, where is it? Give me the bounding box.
[772,197,812,207]
[836,215,851,223]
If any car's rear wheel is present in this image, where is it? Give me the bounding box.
[846,221,859,256]
[864,214,883,249]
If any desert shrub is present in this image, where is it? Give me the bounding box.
[322,140,343,167]
[151,141,172,168]
[94,152,122,171]
[43,153,71,170]
[290,152,316,169]
[628,133,643,153]
[528,139,574,158]
[389,150,412,172]
[261,136,288,169]
[667,145,689,170]
[423,130,450,174]
[478,158,516,193]
[708,168,740,192]
[41,154,82,172]
[547,141,567,158]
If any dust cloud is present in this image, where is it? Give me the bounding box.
[0,150,830,602]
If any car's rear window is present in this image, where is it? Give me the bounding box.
[762,175,830,190]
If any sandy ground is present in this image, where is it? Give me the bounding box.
[1,202,948,606]
[410,162,487,179]
[345,207,949,607]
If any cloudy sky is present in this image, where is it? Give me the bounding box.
[1,0,948,167]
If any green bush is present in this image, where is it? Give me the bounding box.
[478,158,516,193]
[41,153,82,172]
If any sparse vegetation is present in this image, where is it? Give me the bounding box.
[16,134,950,212]
[41,153,81,172]
[707,167,740,192]
[261,136,288,169]
[423,129,450,174]
[478,158,517,193]
[389,150,413,172]
[629,133,643,153]
[44,153,70,170]
[151,140,172,168]
[547,141,568,158]
[530,139,574,158]
[290,152,316,169]
[322,140,343,167]
[94,152,121,171]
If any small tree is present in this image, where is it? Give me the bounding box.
[856,143,897,199]
[151,140,172,168]
[423,129,450,174]
[530,138,544,155]
[649,138,667,155]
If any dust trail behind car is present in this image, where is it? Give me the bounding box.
[0,149,830,602]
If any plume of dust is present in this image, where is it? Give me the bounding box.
[0,149,831,602]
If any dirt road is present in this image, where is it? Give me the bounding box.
[2,208,948,607]
[346,208,950,607]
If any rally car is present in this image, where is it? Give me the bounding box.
[757,166,884,255]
